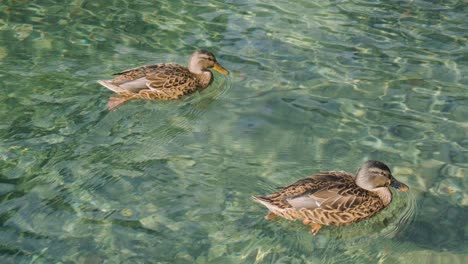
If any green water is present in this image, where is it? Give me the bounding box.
[0,0,467,263]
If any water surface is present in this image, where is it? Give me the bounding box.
[0,0,467,263]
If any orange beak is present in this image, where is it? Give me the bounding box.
[390,177,409,192]
[212,62,229,75]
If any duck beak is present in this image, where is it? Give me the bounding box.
[212,62,229,75]
[390,177,409,192]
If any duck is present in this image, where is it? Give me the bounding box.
[97,50,229,110]
[253,160,409,235]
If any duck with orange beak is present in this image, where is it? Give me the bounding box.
[253,160,409,234]
[98,50,229,110]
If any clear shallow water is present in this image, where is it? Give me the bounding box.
[0,0,467,263]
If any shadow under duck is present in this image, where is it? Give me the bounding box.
[98,50,229,110]
[253,160,409,235]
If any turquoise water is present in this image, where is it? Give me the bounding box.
[0,0,467,263]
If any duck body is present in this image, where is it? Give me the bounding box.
[97,50,228,109]
[253,160,409,234]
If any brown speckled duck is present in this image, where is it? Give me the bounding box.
[253,160,409,235]
[97,50,229,110]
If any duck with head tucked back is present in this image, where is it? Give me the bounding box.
[98,50,229,110]
[253,160,409,235]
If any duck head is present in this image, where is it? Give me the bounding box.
[188,50,229,75]
[355,160,409,192]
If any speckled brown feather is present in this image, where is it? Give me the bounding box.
[110,63,207,99]
[98,50,229,109]
[253,171,386,227]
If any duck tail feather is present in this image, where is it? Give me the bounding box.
[97,80,126,93]
[252,196,281,211]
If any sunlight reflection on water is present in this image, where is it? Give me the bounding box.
[0,0,467,262]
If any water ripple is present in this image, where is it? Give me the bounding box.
[0,0,467,262]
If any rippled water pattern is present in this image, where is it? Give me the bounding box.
[0,0,467,263]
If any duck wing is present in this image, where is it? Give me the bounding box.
[145,63,198,91]
[111,64,167,82]
[255,171,370,211]
[287,171,372,211]
[106,63,195,93]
